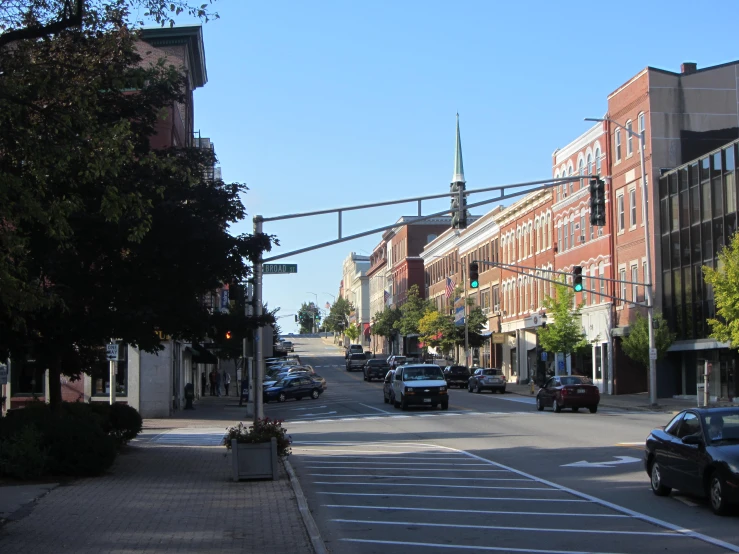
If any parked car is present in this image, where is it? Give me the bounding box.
[535,375,600,413]
[281,340,294,352]
[364,359,389,381]
[645,407,739,515]
[444,365,470,388]
[263,375,323,403]
[346,353,367,371]
[468,368,507,393]
[391,364,448,411]
[387,355,407,370]
[345,344,364,359]
[383,370,395,404]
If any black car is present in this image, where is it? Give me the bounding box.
[443,365,470,388]
[645,407,739,515]
[346,353,367,371]
[364,359,389,381]
[263,375,323,403]
[382,370,395,404]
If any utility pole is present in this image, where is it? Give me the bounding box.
[253,216,264,423]
[463,263,469,367]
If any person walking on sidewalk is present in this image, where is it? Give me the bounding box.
[209,369,217,396]
[223,371,231,396]
[216,371,222,397]
[201,371,207,397]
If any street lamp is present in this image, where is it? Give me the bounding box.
[306,292,318,333]
[585,116,656,406]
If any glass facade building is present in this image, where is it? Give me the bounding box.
[659,139,738,400]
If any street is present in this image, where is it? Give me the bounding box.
[266,337,739,554]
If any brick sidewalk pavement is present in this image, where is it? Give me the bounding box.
[0,395,315,553]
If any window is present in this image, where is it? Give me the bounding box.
[595,147,602,173]
[580,214,585,242]
[570,220,575,249]
[558,225,562,251]
[615,130,622,162]
[578,159,585,189]
[582,271,587,305]
[587,153,593,174]
[493,286,499,310]
[563,222,568,251]
[626,120,633,156]
[619,268,627,304]
[631,265,638,302]
[638,113,645,150]
[677,413,700,439]
[618,194,625,231]
[529,225,534,256]
[643,261,648,288]
[599,263,605,301]
[590,264,597,304]
[568,167,574,193]
[630,189,637,227]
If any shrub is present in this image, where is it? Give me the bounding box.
[0,425,49,480]
[224,418,291,458]
[107,403,143,445]
[46,416,117,476]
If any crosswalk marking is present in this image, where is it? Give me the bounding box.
[286,410,537,424]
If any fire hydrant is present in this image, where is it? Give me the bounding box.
[529,380,536,395]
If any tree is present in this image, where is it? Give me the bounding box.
[345,323,360,343]
[418,309,456,354]
[396,285,433,337]
[537,281,589,359]
[371,307,401,339]
[621,313,675,369]
[324,297,352,333]
[298,302,318,334]
[704,232,739,348]
[458,306,488,349]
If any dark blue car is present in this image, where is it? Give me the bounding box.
[263,375,323,403]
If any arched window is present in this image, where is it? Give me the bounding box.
[590,264,597,304]
[578,159,585,190]
[555,172,560,201]
[587,153,593,175]
[517,229,521,260]
[523,228,528,259]
[595,147,602,174]
[625,120,633,156]
[501,237,506,265]
[523,277,528,312]
[568,166,574,193]
[529,223,534,256]
[548,214,553,248]
[598,262,605,302]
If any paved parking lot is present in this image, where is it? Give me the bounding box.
[291,440,737,554]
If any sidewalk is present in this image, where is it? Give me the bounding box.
[0,395,316,553]
[506,382,714,412]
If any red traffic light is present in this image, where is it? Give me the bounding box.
[225,331,232,339]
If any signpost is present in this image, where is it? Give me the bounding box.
[106,343,118,405]
[0,363,8,385]
[263,264,298,274]
[106,344,120,361]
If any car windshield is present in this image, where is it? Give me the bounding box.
[481,369,503,376]
[368,360,385,366]
[560,376,593,386]
[402,366,444,381]
[394,357,406,363]
[702,409,739,443]
[448,366,469,374]
[351,354,366,360]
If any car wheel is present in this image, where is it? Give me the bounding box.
[383,395,389,404]
[475,384,482,394]
[536,396,544,411]
[650,461,672,496]
[401,396,408,411]
[553,398,562,413]
[572,406,578,412]
[295,396,302,401]
[363,374,367,381]
[278,393,286,403]
[589,405,598,414]
[708,473,729,515]
[467,384,473,393]
[394,398,400,409]
[311,389,320,399]
[441,402,449,411]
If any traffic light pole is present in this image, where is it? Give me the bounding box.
[253,216,264,423]
[463,263,469,367]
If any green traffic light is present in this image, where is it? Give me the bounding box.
[470,280,479,289]
[574,283,583,292]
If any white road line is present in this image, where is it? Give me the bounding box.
[296,411,337,418]
[317,492,588,502]
[300,454,469,460]
[301,460,489,466]
[290,405,327,411]
[358,402,393,414]
[313,482,554,491]
[341,538,630,554]
[323,505,630,518]
[332,518,680,537]
[294,447,465,454]
[306,467,510,472]
[309,474,525,481]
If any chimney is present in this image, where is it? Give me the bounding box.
[681,62,697,75]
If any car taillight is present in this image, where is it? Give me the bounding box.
[561,388,568,395]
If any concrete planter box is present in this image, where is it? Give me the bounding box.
[231,437,279,481]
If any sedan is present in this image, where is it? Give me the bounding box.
[364,359,389,381]
[536,375,600,413]
[646,407,739,515]
[263,375,323,403]
[382,370,395,404]
[444,365,470,388]
[468,368,507,393]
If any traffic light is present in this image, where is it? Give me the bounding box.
[225,330,232,340]
[469,262,479,289]
[589,178,606,226]
[294,315,298,322]
[450,183,468,230]
[572,266,583,292]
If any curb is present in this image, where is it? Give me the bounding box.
[284,458,328,554]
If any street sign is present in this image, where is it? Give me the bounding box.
[0,363,7,385]
[263,264,298,275]
[649,348,658,361]
[106,344,119,361]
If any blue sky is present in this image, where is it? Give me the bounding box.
[193,0,738,333]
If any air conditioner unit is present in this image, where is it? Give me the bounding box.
[493,304,500,312]
[482,307,491,315]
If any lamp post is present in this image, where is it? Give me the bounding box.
[585,117,656,406]
[306,291,318,333]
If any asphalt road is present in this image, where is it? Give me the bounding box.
[266,337,739,554]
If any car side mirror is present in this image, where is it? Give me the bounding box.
[682,433,704,446]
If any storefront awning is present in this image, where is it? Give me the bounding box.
[480,331,494,337]
[186,343,218,364]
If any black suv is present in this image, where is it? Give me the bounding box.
[364,359,389,381]
[346,353,367,371]
[444,365,470,388]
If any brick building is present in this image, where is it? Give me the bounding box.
[367,238,392,355]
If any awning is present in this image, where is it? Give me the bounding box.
[668,339,731,352]
[480,331,494,337]
[186,343,218,364]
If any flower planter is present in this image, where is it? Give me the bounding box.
[231,437,279,481]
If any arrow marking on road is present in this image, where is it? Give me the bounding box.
[561,456,641,468]
[297,411,337,418]
[291,405,327,411]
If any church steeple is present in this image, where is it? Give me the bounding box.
[452,113,465,184]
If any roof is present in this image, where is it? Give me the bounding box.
[140,25,207,88]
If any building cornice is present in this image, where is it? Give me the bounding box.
[553,124,604,166]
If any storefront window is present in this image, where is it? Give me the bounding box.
[91,348,128,397]
[11,358,45,396]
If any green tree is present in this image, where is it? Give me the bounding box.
[537,281,589,359]
[396,285,433,337]
[345,323,360,343]
[324,297,352,333]
[418,309,456,354]
[458,305,488,348]
[298,302,318,334]
[621,313,675,369]
[371,307,402,339]
[704,232,739,347]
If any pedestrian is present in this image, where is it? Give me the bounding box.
[209,369,217,396]
[201,371,206,396]
[216,371,222,397]
[223,371,231,396]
